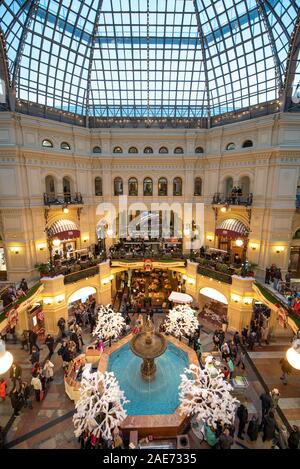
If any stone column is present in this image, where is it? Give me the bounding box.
[41,275,68,335]
[227,275,254,332]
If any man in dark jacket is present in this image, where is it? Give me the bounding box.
[262,411,276,442]
[247,415,259,441]
[280,357,293,385]
[30,347,40,365]
[288,425,300,449]
[10,362,22,389]
[260,391,272,427]
[45,334,55,358]
[236,402,248,439]
[10,387,22,416]
[28,330,40,354]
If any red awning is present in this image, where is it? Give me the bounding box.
[215,218,248,239]
[47,219,80,240]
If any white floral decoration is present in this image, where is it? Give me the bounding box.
[73,370,129,441]
[164,304,199,338]
[179,363,239,429]
[92,304,126,341]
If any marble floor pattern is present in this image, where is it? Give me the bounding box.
[0,316,294,449]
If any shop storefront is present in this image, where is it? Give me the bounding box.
[215,218,249,262]
[47,219,80,262]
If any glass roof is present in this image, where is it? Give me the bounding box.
[0,0,299,124]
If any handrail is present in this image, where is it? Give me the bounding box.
[63,265,99,285]
[43,192,83,205]
[197,265,233,284]
[212,192,252,206]
[0,281,42,324]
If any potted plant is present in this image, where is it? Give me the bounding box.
[34,262,51,277]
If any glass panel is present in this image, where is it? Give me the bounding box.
[143,178,153,196]
[158,177,168,196]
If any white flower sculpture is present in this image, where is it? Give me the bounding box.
[164,304,199,338]
[73,370,129,441]
[92,304,125,341]
[179,363,239,429]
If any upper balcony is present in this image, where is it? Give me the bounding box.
[43,192,83,206]
[212,192,253,207]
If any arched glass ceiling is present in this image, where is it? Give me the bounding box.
[0,0,299,123]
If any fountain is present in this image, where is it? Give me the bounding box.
[130,315,167,380]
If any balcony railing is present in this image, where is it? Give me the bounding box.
[44,192,83,206]
[197,264,233,284]
[63,265,99,285]
[0,281,42,324]
[212,192,253,206]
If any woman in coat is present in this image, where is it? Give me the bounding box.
[43,359,54,383]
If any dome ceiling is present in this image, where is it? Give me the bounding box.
[0,0,299,126]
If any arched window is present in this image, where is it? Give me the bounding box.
[194,177,202,196]
[195,146,204,153]
[128,177,138,196]
[159,146,168,154]
[114,177,123,195]
[63,176,72,202]
[113,146,123,153]
[226,142,236,151]
[239,176,250,196]
[174,147,184,154]
[45,175,55,194]
[144,146,153,154]
[173,177,182,196]
[93,146,102,154]
[42,139,53,148]
[143,178,153,196]
[61,142,71,150]
[158,177,168,196]
[242,140,253,148]
[95,177,102,196]
[128,146,138,153]
[225,176,233,195]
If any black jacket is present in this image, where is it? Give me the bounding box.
[288,430,300,449]
[45,336,54,350]
[260,393,272,412]
[263,415,276,440]
[237,404,248,423]
[247,418,259,441]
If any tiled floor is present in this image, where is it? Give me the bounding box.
[0,316,295,449]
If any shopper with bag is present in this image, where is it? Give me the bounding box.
[31,373,42,402]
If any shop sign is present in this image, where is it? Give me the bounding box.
[144,259,153,271]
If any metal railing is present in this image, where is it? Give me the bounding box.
[63,265,99,285]
[197,264,233,284]
[0,281,42,324]
[43,192,83,206]
[212,192,253,206]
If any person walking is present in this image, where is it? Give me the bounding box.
[57,317,66,339]
[10,387,22,416]
[233,331,240,349]
[279,357,293,385]
[259,391,272,423]
[20,330,29,351]
[43,359,54,384]
[30,346,40,366]
[45,334,55,359]
[31,373,42,402]
[10,362,22,389]
[28,330,40,354]
[265,267,271,285]
[247,415,259,442]
[236,401,248,439]
[19,381,33,409]
[262,411,276,442]
[270,388,280,411]
[241,325,249,345]
[235,350,246,370]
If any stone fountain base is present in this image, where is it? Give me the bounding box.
[141,357,156,380]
